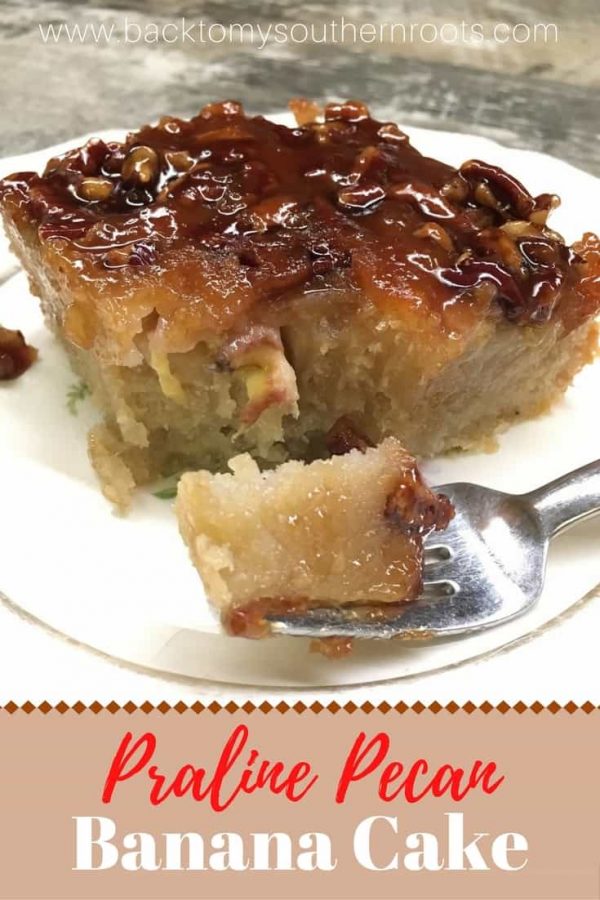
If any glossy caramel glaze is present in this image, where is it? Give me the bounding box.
[1,100,599,355]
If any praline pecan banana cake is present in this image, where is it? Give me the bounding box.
[1,99,599,508]
[175,436,454,638]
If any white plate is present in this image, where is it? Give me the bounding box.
[1,117,599,689]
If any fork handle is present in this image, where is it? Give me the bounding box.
[524,459,600,537]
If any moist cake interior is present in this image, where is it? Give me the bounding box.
[175,438,454,636]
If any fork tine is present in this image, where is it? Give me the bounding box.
[423,571,460,588]
[423,543,452,564]
[421,578,460,596]
[424,524,465,553]
[266,478,549,639]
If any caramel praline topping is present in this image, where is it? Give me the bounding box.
[0,99,595,337]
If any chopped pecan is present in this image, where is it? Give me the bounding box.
[121,145,160,186]
[385,468,454,536]
[199,100,245,119]
[0,326,38,380]
[338,183,386,212]
[387,181,458,220]
[325,416,373,456]
[377,123,409,144]
[289,98,322,126]
[324,100,370,123]
[441,174,469,204]
[438,257,525,314]
[413,222,454,252]
[78,177,113,202]
[459,159,554,224]
[164,150,195,173]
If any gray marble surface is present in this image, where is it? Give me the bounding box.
[0,0,598,175]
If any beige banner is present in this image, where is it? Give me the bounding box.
[0,707,598,900]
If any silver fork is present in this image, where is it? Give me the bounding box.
[266,459,600,639]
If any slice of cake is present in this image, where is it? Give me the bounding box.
[175,437,453,637]
[1,99,598,508]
